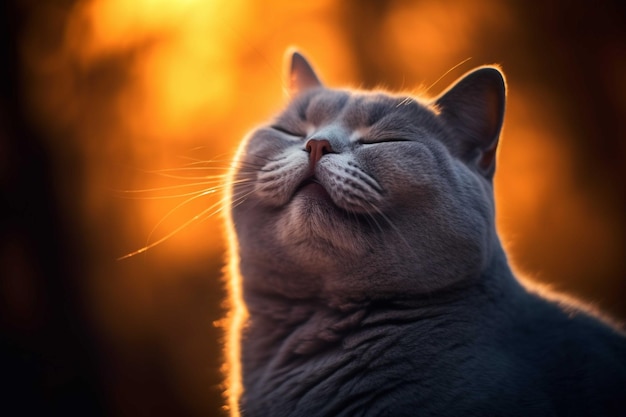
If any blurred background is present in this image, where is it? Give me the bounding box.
[1,0,625,415]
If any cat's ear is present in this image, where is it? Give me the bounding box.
[285,49,323,96]
[434,66,506,179]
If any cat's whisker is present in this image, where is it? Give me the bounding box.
[362,210,385,235]
[212,192,252,219]
[396,96,414,107]
[114,179,254,202]
[190,196,232,223]
[175,152,235,164]
[118,185,255,261]
[153,168,229,174]
[235,161,267,169]
[113,187,218,200]
[228,188,260,214]
[166,155,264,172]
[188,189,256,235]
[117,198,224,261]
[245,153,286,163]
[114,180,233,195]
[367,203,413,252]
[136,163,230,173]
[423,57,472,94]
[228,187,256,208]
[148,166,232,173]
[142,173,229,181]
[179,159,229,167]
[140,186,238,252]
[117,184,254,261]
[116,188,222,200]
[139,168,232,181]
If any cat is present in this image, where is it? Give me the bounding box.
[223,50,626,417]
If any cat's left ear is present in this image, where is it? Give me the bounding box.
[434,66,506,179]
[285,49,323,97]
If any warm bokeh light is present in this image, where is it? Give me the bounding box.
[3,0,625,416]
[73,0,247,138]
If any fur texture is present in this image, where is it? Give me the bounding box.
[225,51,626,416]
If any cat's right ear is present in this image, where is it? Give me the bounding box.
[285,49,322,97]
[434,66,506,179]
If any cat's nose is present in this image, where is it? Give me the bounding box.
[305,139,333,168]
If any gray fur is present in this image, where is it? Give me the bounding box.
[227,51,626,417]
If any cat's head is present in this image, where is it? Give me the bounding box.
[229,50,506,305]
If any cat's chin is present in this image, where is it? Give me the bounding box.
[294,180,333,202]
[277,195,371,258]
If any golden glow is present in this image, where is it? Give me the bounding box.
[222,142,250,417]
[69,0,248,140]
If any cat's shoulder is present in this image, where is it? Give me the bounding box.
[502,285,626,374]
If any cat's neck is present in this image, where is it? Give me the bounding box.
[248,241,518,306]
[242,244,524,353]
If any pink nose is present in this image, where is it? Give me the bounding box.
[305,139,333,169]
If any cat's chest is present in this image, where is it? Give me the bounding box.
[241,315,488,416]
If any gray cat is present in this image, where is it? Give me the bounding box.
[224,50,626,417]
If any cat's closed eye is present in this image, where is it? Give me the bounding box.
[357,137,412,145]
[271,125,303,137]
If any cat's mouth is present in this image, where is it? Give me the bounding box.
[295,176,332,201]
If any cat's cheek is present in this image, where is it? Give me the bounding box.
[314,156,386,214]
[362,152,444,206]
[253,151,309,207]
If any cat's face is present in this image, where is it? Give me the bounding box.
[229,52,505,305]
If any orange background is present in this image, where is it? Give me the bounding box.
[2,1,625,416]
